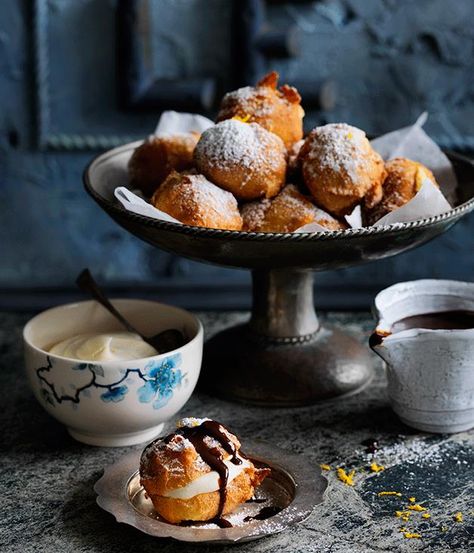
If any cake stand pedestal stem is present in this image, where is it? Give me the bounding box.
[250,269,319,338]
[201,268,374,406]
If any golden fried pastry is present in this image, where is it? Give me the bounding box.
[194,119,287,200]
[241,185,347,232]
[287,139,304,173]
[217,71,304,149]
[363,157,438,225]
[298,123,386,217]
[128,132,200,196]
[140,418,270,524]
[286,138,305,185]
[240,198,272,232]
[151,171,242,230]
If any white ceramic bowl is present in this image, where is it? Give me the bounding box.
[23,299,203,446]
[372,280,474,433]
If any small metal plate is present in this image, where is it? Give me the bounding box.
[94,441,327,544]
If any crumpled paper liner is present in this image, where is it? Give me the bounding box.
[115,111,457,232]
[154,110,214,136]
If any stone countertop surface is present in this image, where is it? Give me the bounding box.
[1,311,472,553]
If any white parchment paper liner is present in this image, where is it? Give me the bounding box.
[115,111,457,232]
[154,110,214,136]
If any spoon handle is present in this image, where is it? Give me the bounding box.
[76,269,140,336]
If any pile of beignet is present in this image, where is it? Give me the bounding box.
[128,71,438,232]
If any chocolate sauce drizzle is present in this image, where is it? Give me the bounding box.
[244,506,282,522]
[165,420,245,527]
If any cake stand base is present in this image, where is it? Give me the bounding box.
[202,324,373,406]
[200,269,373,406]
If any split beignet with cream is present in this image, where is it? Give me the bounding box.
[140,418,270,524]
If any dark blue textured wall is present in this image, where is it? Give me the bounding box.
[1,0,473,308]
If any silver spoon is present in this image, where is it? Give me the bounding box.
[76,269,185,354]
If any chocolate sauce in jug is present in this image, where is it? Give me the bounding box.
[391,310,474,332]
[370,310,474,348]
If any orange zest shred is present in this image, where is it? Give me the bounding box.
[232,114,251,123]
[407,504,426,512]
[454,512,463,523]
[403,532,421,539]
[320,464,331,471]
[378,491,402,497]
[395,510,411,522]
[408,497,416,503]
[369,462,385,473]
[422,513,431,519]
[337,467,355,486]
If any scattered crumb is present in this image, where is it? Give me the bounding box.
[337,468,355,486]
[378,491,402,497]
[454,512,463,523]
[320,464,331,471]
[369,462,385,473]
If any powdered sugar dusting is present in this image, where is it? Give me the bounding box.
[310,205,345,230]
[241,185,344,232]
[302,123,369,182]
[181,175,238,215]
[194,120,284,173]
[241,199,271,231]
[224,86,255,103]
[219,86,274,117]
[287,139,304,171]
[357,436,448,468]
[140,437,190,479]
[167,436,192,452]
[177,417,211,429]
[155,173,240,227]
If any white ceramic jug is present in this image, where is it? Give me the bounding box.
[371,280,474,433]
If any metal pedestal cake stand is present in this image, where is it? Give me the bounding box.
[84,143,474,406]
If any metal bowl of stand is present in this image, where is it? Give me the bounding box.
[84,142,474,406]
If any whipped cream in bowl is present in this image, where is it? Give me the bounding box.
[23,299,203,447]
[48,331,158,362]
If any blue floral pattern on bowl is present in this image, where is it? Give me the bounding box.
[137,355,184,409]
[36,353,184,410]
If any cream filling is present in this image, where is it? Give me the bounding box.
[163,457,250,500]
